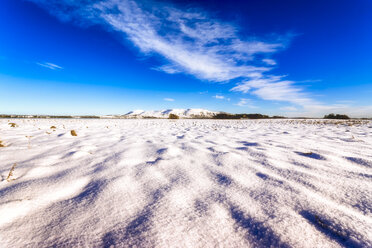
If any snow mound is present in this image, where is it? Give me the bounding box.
[0,119,371,247]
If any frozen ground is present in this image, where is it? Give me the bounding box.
[0,119,371,247]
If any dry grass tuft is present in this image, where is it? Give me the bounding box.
[25,136,33,149]
[50,126,56,129]
[0,140,6,147]
[6,163,17,182]
[9,123,18,127]
[71,130,77,136]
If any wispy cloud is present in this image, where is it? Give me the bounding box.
[280,106,297,111]
[163,98,174,102]
[231,75,315,106]
[213,95,225,100]
[213,94,231,101]
[29,0,310,106]
[96,0,283,82]
[29,1,286,80]
[235,98,257,108]
[36,62,63,70]
[262,58,276,66]
[288,104,372,118]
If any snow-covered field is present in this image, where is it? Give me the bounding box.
[0,119,371,247]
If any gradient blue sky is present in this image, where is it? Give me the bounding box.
[1,0,371,116]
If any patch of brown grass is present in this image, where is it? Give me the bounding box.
[6,163,17,182]
[0,140,6,147]
[50,126,56,129]
[9,123,18,127]
[70,130,77,136]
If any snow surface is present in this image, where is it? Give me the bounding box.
[0,119,371,247]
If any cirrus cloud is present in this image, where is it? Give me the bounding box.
[28,0,312,107]
[28,0,286,81]
[231,75,315,106]
[213,95,225,100]
[36,62,63,70]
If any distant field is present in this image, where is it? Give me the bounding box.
[0,119,371,247]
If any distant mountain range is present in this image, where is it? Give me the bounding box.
[124,109,218,118]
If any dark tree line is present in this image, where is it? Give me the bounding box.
[213,113,284,119]
[324,113,350,119]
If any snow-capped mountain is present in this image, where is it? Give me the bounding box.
[124,109,219,118]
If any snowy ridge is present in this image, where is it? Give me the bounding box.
[124,108,219,118]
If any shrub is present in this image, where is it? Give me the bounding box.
[169,114,179,119]
[70,130,78,136]
[324,113,350,119]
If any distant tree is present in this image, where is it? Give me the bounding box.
[80,116,100,119]
[169,114,179,119]
[324,113,350,119]
[244,114,269,119]
[214,113,240,119]
[49,116,73,118]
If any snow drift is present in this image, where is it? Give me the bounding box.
[0,119,371,247]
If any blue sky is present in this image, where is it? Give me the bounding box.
[1,0,371,116]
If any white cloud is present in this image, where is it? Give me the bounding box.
[214,95,225,100]
[163,98,175,102]
[262,58,276,65]
[36,62,63,70]
[231,75,315,106]
[97,0,279,82]
[28,0,318,108]
[235,98,257,108]
[280,106,297,111]
[29,0,285,83]
[302,104,372,118]
[282,104,372,118]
